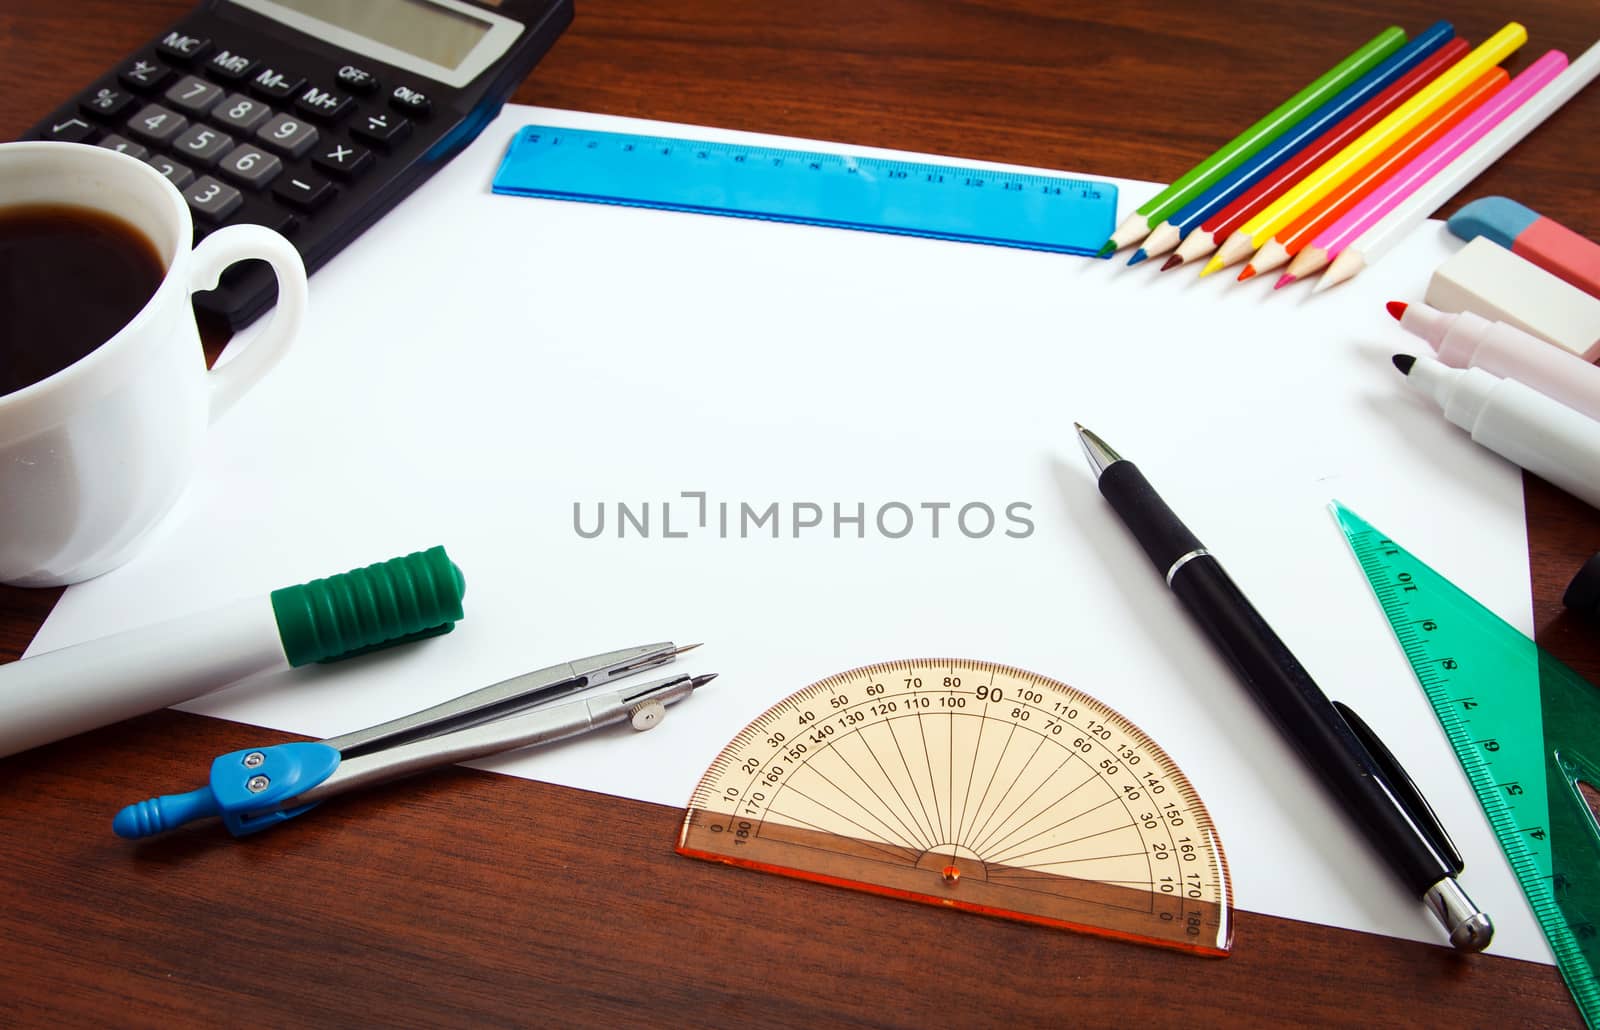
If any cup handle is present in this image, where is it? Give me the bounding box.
[187,224,309,421]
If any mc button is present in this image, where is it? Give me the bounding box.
[157,32,211,62]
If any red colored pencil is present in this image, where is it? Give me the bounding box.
[1163,37,1469,270]
[1245,65,1507,283]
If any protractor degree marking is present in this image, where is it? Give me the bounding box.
[979,767,1108,864]
[885,715,944,847]
[763,789,922,864]
[857,720,942,849]
[961,718,1022,850]
[912,703,945,843]
[989,796,1141,868]
[793,735,933,852]
[954,702,991,850]
[970,749,1091,858]
[966,731,1053,853]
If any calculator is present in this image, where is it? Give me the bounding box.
[23,0,573,330]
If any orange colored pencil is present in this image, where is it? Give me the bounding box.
[1164,38,1469,270]
[1241,66,1509,282]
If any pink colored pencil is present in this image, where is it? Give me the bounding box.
[1281,49,1569,287]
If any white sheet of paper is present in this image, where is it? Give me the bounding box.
[29,105,1547,962]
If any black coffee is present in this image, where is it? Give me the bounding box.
[0,204,166,397]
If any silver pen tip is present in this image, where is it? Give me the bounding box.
[690,673,718,689]
[1075,424,1122,476]
[672,643,704,656]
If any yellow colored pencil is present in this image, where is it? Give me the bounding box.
[1200,21,1527,277]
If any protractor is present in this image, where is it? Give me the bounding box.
[678,658,1233,956]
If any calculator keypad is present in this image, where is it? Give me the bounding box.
[165,75,224,114]
[186,176,243,221]
[16,0,566,332]
[219,144,282,188]
[34,43,404,241]
[213,94,272,133]
[128,104,188,144]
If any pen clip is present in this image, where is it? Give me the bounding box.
[1333,700,1463,874]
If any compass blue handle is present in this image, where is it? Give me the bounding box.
[113,742,342,839]
[112,787,222,839]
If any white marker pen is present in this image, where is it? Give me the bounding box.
[1392,353,1600,511]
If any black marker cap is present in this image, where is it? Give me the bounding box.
[1564,552,1600,623]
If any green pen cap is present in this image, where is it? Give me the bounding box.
[270,546,467,667]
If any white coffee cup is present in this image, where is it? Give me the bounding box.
[0,142,308,587]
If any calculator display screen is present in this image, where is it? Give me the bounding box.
[268,0,494,70]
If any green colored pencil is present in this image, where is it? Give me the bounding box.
[1101,25,1407,255]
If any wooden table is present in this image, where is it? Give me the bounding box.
[4,2,1598,1023]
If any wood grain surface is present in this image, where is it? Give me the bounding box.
[3,1,1599,1025]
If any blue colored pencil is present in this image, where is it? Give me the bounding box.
[1128,19,1455,266]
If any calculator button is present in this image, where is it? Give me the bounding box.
[96,134,148,160]
[336,65,379,94]
[146,154,196,189]
[158,31,211,62]
[128,104,188,144]
[217,144,281,189]
[312,140,373,179]
[389,85,431,116]
[119,57,172,92]
[81,85,136,120]
[185,176,242,222]
[172,124,236,165]
[38,116,96,142]
[249,66,304,101]
[164,75,224,115]
[350,110,411,149]
[272,172,335,212]
[206,49,257,81]
[211,93,272,133]
[255,114,319,158]
[295,85,352,121]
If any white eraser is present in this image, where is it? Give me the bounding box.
[1426,236,1600,362]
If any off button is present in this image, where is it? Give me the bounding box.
[390,85,430,116]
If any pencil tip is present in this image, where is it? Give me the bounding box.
[1237,265,1258,283]
[674,642,704,655]
[1126,248,1149,266]
[1160,255,1183,272]
[1391,354,1416,375]
[1386,300,1407,321]
[1096,241,1117,259]
[1199,258,1223,278]
[1273,274,1295,290]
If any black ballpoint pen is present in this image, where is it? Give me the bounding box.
[1075,423,1494,952]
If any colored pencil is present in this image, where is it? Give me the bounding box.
[1164,37,1469,271]
[1129,21,1454,267]
[1288,51,1568,287]
[1201,22,1527,277]
[1317,41,1599,292]
[1099,26,1407,255]
[1240,66,1507,282]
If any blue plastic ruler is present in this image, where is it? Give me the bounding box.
[492,125,1118,256]
[1334,501,1600,1025]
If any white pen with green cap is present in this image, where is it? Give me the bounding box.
[0,546,466,758]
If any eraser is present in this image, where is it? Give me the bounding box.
[1426,236,1600,362]
[1448,197,1600,300]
